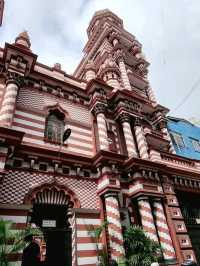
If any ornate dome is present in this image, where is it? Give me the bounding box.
[15,31,31,49]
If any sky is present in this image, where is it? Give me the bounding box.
[0,0,200,122]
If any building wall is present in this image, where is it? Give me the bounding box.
[0,0,4,26]
[167,117,200,160]
[1,9,200,266]
[13,87,94,157]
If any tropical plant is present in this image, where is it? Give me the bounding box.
[0,219,42,266]
[123,225,161,266]
[88,220,109,266]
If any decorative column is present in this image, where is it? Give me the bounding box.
[134,118,149,159]
[119,113,137,157]
[0,72,21,127]
[94,103,109,151]
[85,60,96,82]
[149,149,161,162]
[147,86,157,105]
[138,197,159,242]
[114,50,132,91]
[159,120,176,154]
[104,193,125,260]
[153,199,176,262]
[162,128,176,154]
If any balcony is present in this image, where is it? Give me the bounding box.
[145,130,170,151]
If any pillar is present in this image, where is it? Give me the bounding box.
[134,118,149,159]
[138,197,159,242]
[94,103,109,151]
[104,71,120,91]
[159,121,176,154]
[149,149,161,162]
[85,60,96,82]
[0,72,20,127]
[115,50,132,91]
[153,199,176,262]
[162,127,176,154]
[119,113,137,157]
[147,86,157,105]
[104,193,125,260]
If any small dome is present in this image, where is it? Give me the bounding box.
[54,63,62,71]
[15,31,31,49]
[98,54,120,78]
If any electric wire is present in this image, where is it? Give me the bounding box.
[170,76,200,114]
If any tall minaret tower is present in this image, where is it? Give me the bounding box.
[74,9,152,100]
[0,0,4,26]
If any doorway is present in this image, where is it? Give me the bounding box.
[31,203,72,266]
[176,190,200,263]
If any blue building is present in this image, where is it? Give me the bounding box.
[167,116,200,160]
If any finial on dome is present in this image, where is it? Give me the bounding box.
[15,31,31,49]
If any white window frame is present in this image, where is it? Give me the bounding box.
[191,138,200,152]
[170,131,185,151]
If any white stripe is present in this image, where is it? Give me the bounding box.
[22,137,94,156]
[15,110,44,121]
[12,126,43,136]
[107,216,121,228]
[76,218,101,225]
[98,178,109,189]
[77,257,98,265]
[77,243,102,251]
[110,241,124,253]
[145,232,158,241]
[77,231,95,237]
[108,228,123,240]
[13,118,44,129]
[160,242,175,253]
[70,132,92,142]
[157,231,173,242]
[13,126,93,147]
[129,183,143,193]
[0,113,13,120]
[69,124,91,135]
[141,220,156,230]
[0,160,5,169]
[154,211,167,221]
[106,205,120,217]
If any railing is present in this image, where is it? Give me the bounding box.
[160,152,199,170]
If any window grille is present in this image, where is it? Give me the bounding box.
[45,112,65,144]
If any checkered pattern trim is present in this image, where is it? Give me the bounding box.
[17,88,91,124]
[0,170,98,209]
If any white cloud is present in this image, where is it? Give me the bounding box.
[0,0,200,120]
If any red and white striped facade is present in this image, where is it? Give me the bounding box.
[0,9,199,266]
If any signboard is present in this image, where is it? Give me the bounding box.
[42,220,56,228]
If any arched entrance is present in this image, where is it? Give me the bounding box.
[24,181,80,266]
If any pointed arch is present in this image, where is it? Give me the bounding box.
[44,103,69,122]
[24,180,80,208]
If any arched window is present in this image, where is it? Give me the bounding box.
[45,110,65,144]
